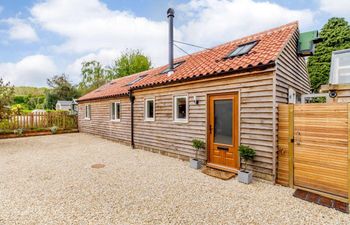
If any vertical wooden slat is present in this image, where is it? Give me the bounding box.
[288,104,294,188]
[348,103,350,202]
[63,112,66,129]
[31,113,34,128]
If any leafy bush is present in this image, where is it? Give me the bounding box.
[14,128,24,136]
[50,126,58,134]
[11,104,24,115]
[192,139,205,160]
[0,120,11,130]
[239,145,256,172]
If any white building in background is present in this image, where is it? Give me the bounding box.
[56,101,72,111]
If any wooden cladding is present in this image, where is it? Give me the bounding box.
[277,103,350,202]
[133,71,275,179]
[78,98,131,144]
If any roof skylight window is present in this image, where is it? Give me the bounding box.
[127,74,147,86]
[161,61,185,74]
[227,41,258,58]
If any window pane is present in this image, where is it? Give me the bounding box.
[111,103,116,120]
[339,53,350,67]
[214,99,232,145]
[240,43,255,54]
[147,100,154,118]
[116,103,120,119]
[85,106,88,118]
[88,105,91,118]
[229,47,243,57]
[228,41,256,57]
[176,97,187,119]
[338,68,350,83]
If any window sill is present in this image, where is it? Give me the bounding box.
[174,119,188,123]
[110,119,121,122]
[84,118,91,120]
[144,118,155,122]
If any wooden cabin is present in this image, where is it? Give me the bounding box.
[77,22,310,182]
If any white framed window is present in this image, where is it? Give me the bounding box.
[111,102,121,122]
[85,105,91,120]
[174,95,188,123]
[330,49,350,84]
[144,98,155,121]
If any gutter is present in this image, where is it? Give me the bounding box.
[129,90,135,149]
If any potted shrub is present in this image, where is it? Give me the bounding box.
[14,128,24,136]
[238,145,256,184]
[191,139,205,169]
[50,126,58,134]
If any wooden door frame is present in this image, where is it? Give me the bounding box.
[206,91,240,172]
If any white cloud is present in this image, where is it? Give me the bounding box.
[7,0,315,87]
[178,0,315,47]
[30,0,174,66]
[5,18,39,42]
[0,55,58,86]
[319,0,350,17]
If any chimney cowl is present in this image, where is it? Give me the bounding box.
[167,8,175,17]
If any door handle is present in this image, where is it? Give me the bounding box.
[295,131,301,145]
[209,125,212,134]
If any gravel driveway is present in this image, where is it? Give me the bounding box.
[0,133,349,224]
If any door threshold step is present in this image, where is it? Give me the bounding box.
[201,166,236,180]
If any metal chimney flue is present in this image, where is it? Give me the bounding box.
[167,8,175,74]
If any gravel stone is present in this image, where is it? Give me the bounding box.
[0,133,349,224]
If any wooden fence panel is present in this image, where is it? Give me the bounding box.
[0,111,78,131]
[277,103,349,201]
[294,103,348,198]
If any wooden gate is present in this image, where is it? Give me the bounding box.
[277,103,350,202]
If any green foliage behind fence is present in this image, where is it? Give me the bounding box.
[0,111,78,131]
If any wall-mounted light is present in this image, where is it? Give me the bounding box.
[329,90,337,98]
[193,96,199,105]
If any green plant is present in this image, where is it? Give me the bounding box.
[11,104,24,115]
[308,17,350,92]
[50,126,58,134]
[192,139,205,160]
[239,145,256,172]
[14,128,24,136]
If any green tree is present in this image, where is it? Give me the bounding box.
[308,17,350,92]
[78,50,151,94]
[44,92,59,110]
[79,60,109,94]
[111,49,151,78]
[0,78,15,119]
[45,74,80,109]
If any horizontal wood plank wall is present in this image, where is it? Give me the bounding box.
[78,97,131,144]
[133,71,275,180]
[294,103,348,198]
[275,30,310,103]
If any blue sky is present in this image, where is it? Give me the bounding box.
[0,0,349,87]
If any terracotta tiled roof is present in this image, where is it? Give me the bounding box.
[78,22,298,102]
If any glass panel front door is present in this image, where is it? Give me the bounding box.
[214,99,233,145]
